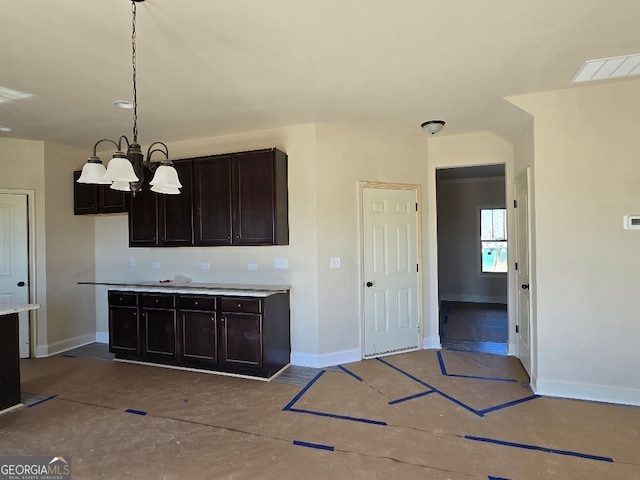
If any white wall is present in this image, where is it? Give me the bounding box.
[0,138,96,356]
[436,177,507,303]
[509,79,640,405]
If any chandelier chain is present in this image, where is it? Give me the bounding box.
[131,1,138,143]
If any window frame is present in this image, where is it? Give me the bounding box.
[477,205,508,276]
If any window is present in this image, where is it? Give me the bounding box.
[480,207,507,273]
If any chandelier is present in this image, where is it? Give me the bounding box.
[77,0,181,195]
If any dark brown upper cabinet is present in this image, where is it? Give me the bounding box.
[129,161,194,247]
[73,170,128,215]
[127,147,287,247]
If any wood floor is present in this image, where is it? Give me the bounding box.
[440,301,509,355]
[2,347,639,479]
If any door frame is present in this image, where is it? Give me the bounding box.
[428,162,516,354]
[358,181,423,358]
[0,189,37,358]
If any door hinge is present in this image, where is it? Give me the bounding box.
[515,325,519,333]
[415,202,418,212]
[515,262,518,271]
[513,199,518,208]
[416,264,419,273]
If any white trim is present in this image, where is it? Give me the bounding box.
[440,293,507,304]
[423,336,441,350]
[534,377,640,407]
[291,348,361,368]
[96,332,109,344]
[36,333,96,357]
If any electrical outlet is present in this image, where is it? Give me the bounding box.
[274,258,288,269]
[248,263,258,271]
[200,262,211,270]
[129,257,136,267]
[151,262,160,269]
[330,257,342,269]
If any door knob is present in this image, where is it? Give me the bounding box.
[366,281,374,287]
[521,284,530,290]
[17,281,25,287]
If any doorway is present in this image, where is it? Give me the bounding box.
[0,192,31,358]
[435,165,508,355]
[360,182,422,358]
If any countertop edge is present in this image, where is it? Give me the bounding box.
[0,303,40,315]
[78,282,290,297]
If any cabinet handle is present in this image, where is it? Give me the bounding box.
[155,299,159,303]
[237,303,242,308]
[221,318,225,322]
[133,312,137,316]
[195,301,199,305]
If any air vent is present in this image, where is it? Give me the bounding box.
[571,54,640,83]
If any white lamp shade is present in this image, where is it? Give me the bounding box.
[150,165,182,188]
[77,162,110,184]
[103,156,139,183]
[150,184,180,195]
[110,180,132,192]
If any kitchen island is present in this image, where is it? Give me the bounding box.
[0,303,39,413]
[82,282,291,380]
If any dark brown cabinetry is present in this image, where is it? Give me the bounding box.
[128,148,288,247]
[108,291,140,355]
[107,289,290,378]
[0,312,21,412]
[73,170,128,215]
[129,161,194,247]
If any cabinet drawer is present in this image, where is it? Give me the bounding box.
[179,295,216,311]
[108,291,138,306]
[140,294,176,309]
[220,297,262,314]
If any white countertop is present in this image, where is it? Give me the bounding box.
[0,303,40,316]
[79,281,290,297]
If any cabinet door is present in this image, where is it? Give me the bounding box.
[109,306,140,355]
[194,155,232,245]
[129,169,158,246]
[73,170,99,215]
[219,313,263,368]
[99,184,127,213]
[181,311,217,365]
[142,309,177,359]
[233,151,276,245]
[158,160,194,246]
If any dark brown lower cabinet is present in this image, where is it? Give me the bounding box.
[0,313,21,412]
[107,289,290,378]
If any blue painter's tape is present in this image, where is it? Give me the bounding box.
[293,440,335,451]
[437,351,448,375]
[465,435,614,463]
[282,370,326,411]
[61,354,76,358]
[388,390,436,405]
[437,351,518,383]
[125,408,148,416]
[478,395,541,415]
[338,365,363,382]
[26,394,58,408]
[488,476,510,480]
[288,407,387,426]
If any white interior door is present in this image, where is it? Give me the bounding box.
[0,193,30,358]
[363,186,419,357]
[515,169,532,376]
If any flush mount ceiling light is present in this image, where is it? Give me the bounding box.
[0,86,33,104]
[0,126,12,132]
[77,0,181,195]
[421,120,445,135]
[114,100,134,109]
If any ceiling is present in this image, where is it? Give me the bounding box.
[1,0,639,152]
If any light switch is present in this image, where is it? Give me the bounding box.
[129,257,136,267]
[330,257,342,269]
[151,262,161,269]
[248,263,258,271]
[200,262,211,270]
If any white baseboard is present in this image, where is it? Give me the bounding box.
[36,333,97,357]
[291,348,361,368]
[534,377,640,407]
[96,332,109,344]
[423,336,441,350]
[440,293,507,304]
